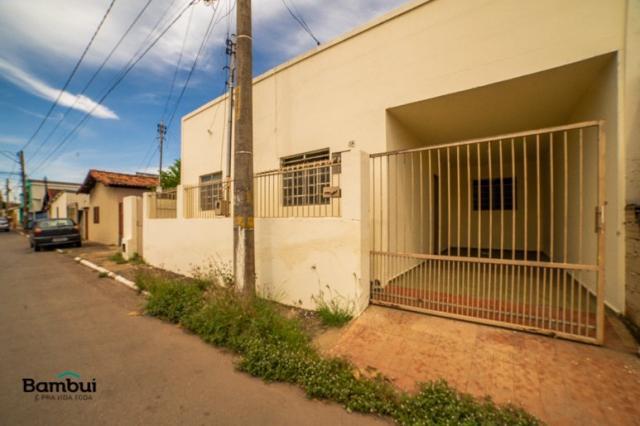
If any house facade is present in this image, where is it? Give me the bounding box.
[26,179,80,214]
[48,191,90,236]
[143,0,640,344]
[79,170,158,246]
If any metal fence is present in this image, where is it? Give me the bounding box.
[147,190,177,219]
[369,121,605,344]
[183,181,231,219]
[254,158,341,218]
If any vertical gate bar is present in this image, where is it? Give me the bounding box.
[420,152,424,254]
[548,133,554,330]
[428,151,433,255]
[438,150,442,255]
[522,137,528,324]
[467,145,472,317]
[396,155,400,254]
[499,140,504,320]
[535,135,541,327]
[372,158,376,253]
[596,123,606,343]
[488,142,493,258]
[387,155,390,254]
[578,129,584,335]
[511,139,517,322]
[447,147,452,313]
[456,146,461,314]
[477,145,481,259]
[447,148,451,258]
[563,131,569,333]
[379,157,383,252]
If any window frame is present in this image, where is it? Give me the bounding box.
[472,177,516,211]
[281,149,331,207]
[93,206,100,224]
[199,172,223,211]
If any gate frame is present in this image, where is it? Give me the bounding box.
[369,120,606,345]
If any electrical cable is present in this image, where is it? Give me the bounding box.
[21,0,118,152]
[29,0,154,163]
[280,0,320,46]
[31,0,197,175]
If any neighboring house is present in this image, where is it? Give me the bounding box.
[27,179,80,213]
[143,0,639,345]
[78,170,158,246]
[48,191,90,238]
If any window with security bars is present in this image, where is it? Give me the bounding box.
[199,172,223,211]
[282,149,331,206]
[473,177,515,210]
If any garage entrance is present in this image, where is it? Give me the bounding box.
[369,121,606,344]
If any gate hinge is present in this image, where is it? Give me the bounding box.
[595,205,605,233]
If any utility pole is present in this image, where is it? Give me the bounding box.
[233,0,255,296]
[4,178,9,209]
[19,150,28,229]
[224,36,236,179]
[157,121,167,190]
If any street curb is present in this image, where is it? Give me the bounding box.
[71,255,149,296]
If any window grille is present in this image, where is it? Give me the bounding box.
[199,172,223,211]
[281,149,331,206]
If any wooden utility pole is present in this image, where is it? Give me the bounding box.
[233,0,255,296]
[157,121,167,180]
[19,150,28,229]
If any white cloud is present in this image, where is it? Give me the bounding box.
[0,58,118,119]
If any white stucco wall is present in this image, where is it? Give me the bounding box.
[143,151,370,313]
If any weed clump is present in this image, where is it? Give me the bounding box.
[138,272,539,425]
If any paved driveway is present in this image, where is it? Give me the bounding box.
[0,232,385,425]
[327,306,640,426]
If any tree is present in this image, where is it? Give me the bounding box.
[160,159,180,189]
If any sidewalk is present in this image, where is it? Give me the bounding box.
[324,306,640,425]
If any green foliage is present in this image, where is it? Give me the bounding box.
[129,252,146,265]
[313,286,354,327]
[109,252,127,264]
[142,274,539,425]
[143,279,204,323]
[160,159,181,190]
[98,271,108,278]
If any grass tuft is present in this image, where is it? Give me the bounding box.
[109,252,127,264]
[139,272,539,425]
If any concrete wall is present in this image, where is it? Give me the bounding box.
[122,196,143,260]
[176,0,635,313]
[87,184,149,246]
[143,150,370,313]
[625,206,640,327]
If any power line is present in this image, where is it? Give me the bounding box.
[165,2,224,131]
[21,0,118,152]
[280,0,320,46]
[31,0,198,175]
[29,0,154,163]
[161,5,195,122]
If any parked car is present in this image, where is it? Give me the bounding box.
[29,218,82,251]
[0,217,9,232]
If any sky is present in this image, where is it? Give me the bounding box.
[0,0,408,202]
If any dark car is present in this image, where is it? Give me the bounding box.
[30,218,82,251]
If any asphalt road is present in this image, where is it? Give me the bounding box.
[0,231,385,426]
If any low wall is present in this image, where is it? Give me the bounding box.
[142,150,370,315]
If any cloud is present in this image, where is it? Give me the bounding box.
[0,59,118,119]
[0,135,26,146]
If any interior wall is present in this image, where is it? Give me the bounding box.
[564,56,620,307]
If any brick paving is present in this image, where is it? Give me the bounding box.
[326,306,640,425]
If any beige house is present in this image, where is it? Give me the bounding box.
[28,179,80,213]
[79,170,158,246]
[143,0,640,345]
[48,191,89,227]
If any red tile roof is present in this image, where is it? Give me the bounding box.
[78,169,159,194]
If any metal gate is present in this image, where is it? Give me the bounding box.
[369,121,605,344]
